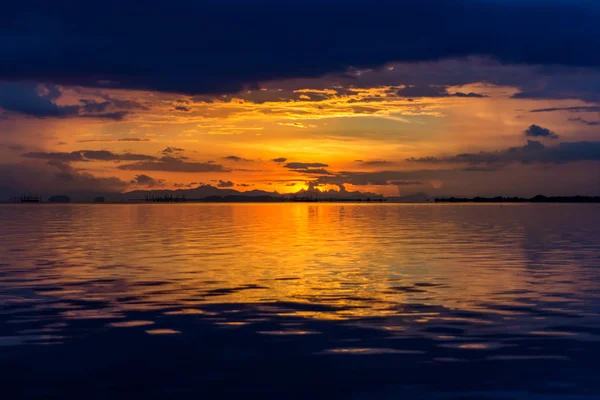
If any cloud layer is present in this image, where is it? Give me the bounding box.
[0,82,132,119]
[408,141,600,165]
[117,157,229,173]
[22,150,155,162]
[3,1,600,94]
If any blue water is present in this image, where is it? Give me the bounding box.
[1,203,599,399]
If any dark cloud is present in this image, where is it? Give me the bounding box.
[81,150,155,161]
[79,111,129,121]
[217,180,234,188]
[311,163,600,198]
[389,181,423,185]
[174,106,191,112]
[511,73,600,101]
[272,157,287,163]
[530,106,600,113]
[22,151,86,162]
[282,162,332,175]
[284,162,328,169]
[0,161,128,200]
[568,117,600,126]
[408,140,600,165]
[46,160,128,188]
[396,85,487,98]
[162,147,185,154]
[461,166,500,172]
[161,147,188,160]
[223,155,253,162]
[290,168,332,175]
[2,1,600,94]
[50,158,83,173]
[172,181,201,188]
[0,82,133,119]
[130,174,165,187]
[236,183,253,187]
[245,58,600,104]
[118,138,151,142]
[381,59,600,103]
[524,125,559,139]
[1,143,26,151]
[22,150,155,162]
[0,82,79,118]
[77,138,151,143]
[118,156,230,173]
[220,89,336,105]
[317,170,443,186]
[452,92,488,98]
[79,99,110,113]
[356,160,393,166]
[0,160,130,198]
[94,94,149,110]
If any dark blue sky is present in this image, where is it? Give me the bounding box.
[2,0,600,94]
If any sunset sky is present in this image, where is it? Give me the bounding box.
[1,0,600,199]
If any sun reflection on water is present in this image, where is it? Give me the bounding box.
[1,203,599,343]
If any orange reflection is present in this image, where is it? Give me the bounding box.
[1,203,596,326]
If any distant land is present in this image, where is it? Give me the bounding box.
[2,185,600,203]
[123,185,388,202]
[3,184,393,203]
[435,195,600,203]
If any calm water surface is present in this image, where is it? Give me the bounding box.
[1,204,600,399]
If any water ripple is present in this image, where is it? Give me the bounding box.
[1,203,600,398]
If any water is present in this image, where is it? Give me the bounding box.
[1,203,599,399]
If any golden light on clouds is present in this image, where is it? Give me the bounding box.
[2,60,599,199]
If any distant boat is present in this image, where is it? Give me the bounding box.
[20,197,41,203]
[9,194,42,203]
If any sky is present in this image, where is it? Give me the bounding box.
[1,0,600,199]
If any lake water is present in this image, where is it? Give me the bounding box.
[1,203,600,399]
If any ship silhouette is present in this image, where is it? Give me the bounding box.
[9,194,42,203]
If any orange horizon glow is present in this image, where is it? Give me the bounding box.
[2,60,600,198]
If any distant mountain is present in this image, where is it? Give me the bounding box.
[202,195,283,202]
[2,183,436,203]
[122,185,281,201]
[4,185,598,203]
[121,184,392,202]
[2,184,395,203]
